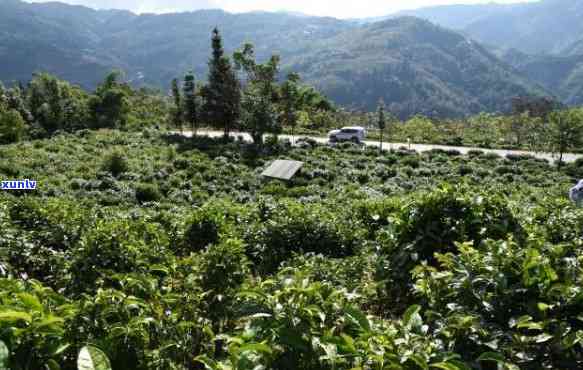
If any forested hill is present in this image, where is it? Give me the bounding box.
[395,0,583,56]
[391,0,583,108]
[500,49,583,106]
[286,17,546,116]
[0,0,549,118]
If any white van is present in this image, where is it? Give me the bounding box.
[328,126,366,143]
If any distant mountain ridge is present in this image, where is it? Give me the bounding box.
[0,0,552,118]
[386,0,583,107]
[287,17,547,116]
[500,49,583,106]
[394,0,583,56]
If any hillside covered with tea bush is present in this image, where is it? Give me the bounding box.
[1,128,583,369]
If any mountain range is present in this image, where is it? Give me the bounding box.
[396,0,583,106]
[0,0,580,118]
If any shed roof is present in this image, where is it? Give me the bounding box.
[261,160,304,181]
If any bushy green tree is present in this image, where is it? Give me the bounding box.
[0,82,6,108]
[4,86,32,124]
[88,71,130,129]
[547,108,583,166]
[234,43,281,145]
[26,73,88,134]
[400,115,438,143]
[0,109,26,144]
[279,73,300,142]
[201,28,241,140]
[297,85,333,112]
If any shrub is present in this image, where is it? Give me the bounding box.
[101,151,128,177]
[0,110,26,144]
[135,183,161,203]
[494,165,522,175]
[199,239,249,294]
[70,218,169,292]
[244,201,363,273]
[506,153,535,162]
[458,164,473,176]
[178,202,249,256]
[564,157,583,178]
[180,212,220,255]
[380,185,524,310]
[397,186,522,263]
[413,239,583,368]
[467,150,484,158]
[400,156,420,168]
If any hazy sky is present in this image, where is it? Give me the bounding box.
[25,0,537,18]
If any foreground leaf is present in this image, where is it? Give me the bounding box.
[77,346,111,370]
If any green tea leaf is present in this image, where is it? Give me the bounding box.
[477,352,505,363]
[345,306,371,332]
[77,346,112,370]
[0,340,9,370]
[403,304,422,328]
[0,310,32,323]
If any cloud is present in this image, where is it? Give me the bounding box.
[26,0,537,18]
[31,0,220,13]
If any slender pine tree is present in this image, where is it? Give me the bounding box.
[201,28,241,140]
[171,78,183,133]
[377,101,386,152]
[183,72,198,135]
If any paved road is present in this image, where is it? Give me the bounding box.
[179,130,582,163]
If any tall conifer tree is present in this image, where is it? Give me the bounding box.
[377,101,386,152]
[183,72,198,134]
[171,78,183,132]
[201,28,241,140]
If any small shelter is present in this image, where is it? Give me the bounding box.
[261,160,304,181]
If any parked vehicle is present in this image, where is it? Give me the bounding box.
[328,126,366,143]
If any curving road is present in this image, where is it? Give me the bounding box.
[179,130,582,163]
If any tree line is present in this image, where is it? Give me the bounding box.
[0,69,169,144]
[0,27,334,147]
[360,96,583,165]
[1,27,583,163]
[169,28,334,145]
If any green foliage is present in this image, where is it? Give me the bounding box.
[70,218,169,292]
[397,185,522,262]
[201,28,241,138]
[182,71,198,133]
[27,73,89,134]
[413,238,583,368]
[400,115,439,142]
[244,201,363,273]
[0,129,580,369]
[101,150,129,177]
[77,346,112,370]
[88,72,130,129]
[235,43,282,145]
[279,73,300,134]
[170,78,182,131]
[135,183,161,203]
[0,279,75,370]
[547,108,583,165]
[0,110,26,144]
[379,185,524,310]
[180,210,222,255]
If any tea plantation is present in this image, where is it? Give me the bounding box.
[1,129,583,369]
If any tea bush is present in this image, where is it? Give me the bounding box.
[101,150,129,177]
[0,130,581,369]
